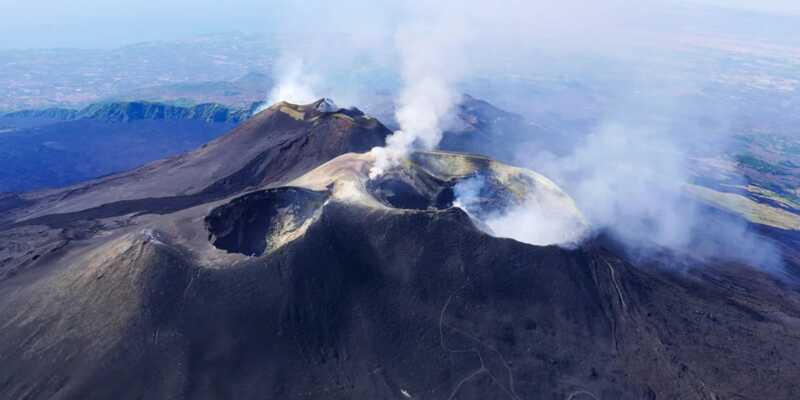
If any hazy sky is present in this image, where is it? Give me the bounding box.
[687,0,800,15]
[1,0,799,50]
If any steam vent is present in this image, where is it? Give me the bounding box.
[206,147,588,256]
[1,99,799,400]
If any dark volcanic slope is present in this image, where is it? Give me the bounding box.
[0,99,799,400]
[1,99,388,225]
[370,94,560,164]
[0,119,237,193]
[0,101,267,193]
[1,196,799,399]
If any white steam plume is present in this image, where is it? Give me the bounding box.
[535,123,695,250]
[454,175,589,246]
[369,5,471,179]
[486,201,588,247]
[258,0,790,272]
[521,119,784,270]
[265,57,319,107]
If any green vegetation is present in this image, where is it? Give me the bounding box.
[735,154,789,175]
[737,134,800,156]
[687,184,800,230]
[746,185,800,211]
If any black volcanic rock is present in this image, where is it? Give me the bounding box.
[0,95,545,194]
[0,101,269,193]
[205,186,329,256]
[1,191,799,399]
[0,119,239,193]
[0,99,389,225]
[366,94,563,164]
[438,94,568,163]
[0,99,799,400]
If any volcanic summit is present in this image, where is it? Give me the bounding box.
[0,99,799,400]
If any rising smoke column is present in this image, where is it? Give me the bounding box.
[453,174,590,246]
[263,56,320,110]
[369,6,471,178]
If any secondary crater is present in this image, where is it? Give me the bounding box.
[366,171,454,211]
[205,187,328,256]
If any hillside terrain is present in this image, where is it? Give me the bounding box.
[0,101,263,192]
[0,100,799,399]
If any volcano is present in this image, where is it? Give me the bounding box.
[1,100,799,400]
